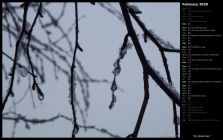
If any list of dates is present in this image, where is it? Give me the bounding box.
[181,2,222,124]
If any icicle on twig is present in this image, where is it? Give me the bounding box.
[109,33,130,109]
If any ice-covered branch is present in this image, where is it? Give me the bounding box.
[129,9,180,53]
[129,5,180,137]
[120,3,180,138]
[109,33,130,109]
[120,2,180,106]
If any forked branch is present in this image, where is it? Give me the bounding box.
[120,2,180,106]
[120,2,180,137]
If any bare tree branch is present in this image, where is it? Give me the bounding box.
[2,2,30,112]
[120,3,180,137]
[2,112,120,138]
[69,2,83,138]
[129,9,180,53]
[127,71,150,138]
[120,2,180,106]
[129,7,180,137]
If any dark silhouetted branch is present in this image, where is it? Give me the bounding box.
[120,3,180,137]
[2,2,30,112]
[129,7,179,137]
[2,112,120,138]
[2,2,45,112]
[69,2,83,138]
[120,2,180,106]
[24,2,44,101]
[127,71,149,138]
[129,9,180,53]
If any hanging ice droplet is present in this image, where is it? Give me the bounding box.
[38,93,44,100]
[19,66,28,77]
[112,64,121,76]
[109,94,116,110]
[25,123,31,129]
[109,101,113,110]
[36,85,44,100]
[111,80,117,92]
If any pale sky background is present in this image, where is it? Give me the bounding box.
[2,2,180,138]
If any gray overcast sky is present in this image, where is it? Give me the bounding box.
[2,2,180,137]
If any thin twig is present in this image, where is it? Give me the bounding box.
[2,2,30,112]
[70,2,83,138]
[2,112,120,138]
[2,51,36,77]
[21,3,44,101]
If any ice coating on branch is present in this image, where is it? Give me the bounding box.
[25,123,31,129]
[148,29,175,50]
[36,85,44,100]
[147,59,180,100]
[109,94,116,110]
[111,79,117,92]
[109,34,130,109]
[127,4,142,14]
[112,62,121,76]
[126,42,132,49]
[119,47,127,59]
[112,38,131,77]
[153,66,178,95]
